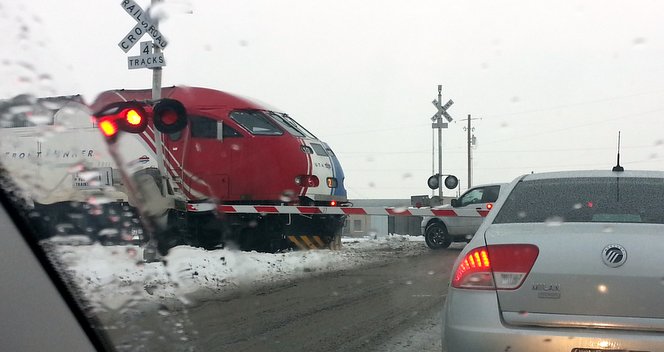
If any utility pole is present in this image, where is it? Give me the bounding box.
[461,114,481,188]
[467,114,471,189]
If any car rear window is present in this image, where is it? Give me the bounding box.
[493,177,664,224]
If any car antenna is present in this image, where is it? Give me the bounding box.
[612,131,624,172]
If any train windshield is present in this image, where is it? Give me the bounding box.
[230,110,283,135]
[268,112,318,139]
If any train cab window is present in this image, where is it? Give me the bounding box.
[191,116,242,139]
[267,112,317,139]
[223,125,242,138]
[310,143,328,156]
[325,148,336,157]
[191,116,217,139]
[230,111,283,136]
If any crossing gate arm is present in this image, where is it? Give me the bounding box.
[212,205,488,218]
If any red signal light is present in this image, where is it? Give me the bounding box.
[159,109,178,125]
[330,200,337,206]
[487,203,493,210]
[153,99,188,134]
[99,119,118,137]
[125,109,143,126]
[94,102,149,141]
[118,106,148,134]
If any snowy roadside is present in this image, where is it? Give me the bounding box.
[47,234,428,310]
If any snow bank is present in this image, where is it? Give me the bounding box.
[48,234,427,310]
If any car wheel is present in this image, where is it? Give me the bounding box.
[425,222,452,249]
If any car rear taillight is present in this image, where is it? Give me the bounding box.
[452,244,539,290]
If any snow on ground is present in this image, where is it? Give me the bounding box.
[47,234,428,310]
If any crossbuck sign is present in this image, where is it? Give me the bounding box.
[118,0,167,70]
[431,99,453,129]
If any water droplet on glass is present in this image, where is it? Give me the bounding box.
[597,284,608,293]
[427,270,435,275]
[632,37,646,46]
[572,203,583,210]
[331,291,339,296]
[239,40,248,47]
[157,305,170,316]
[392,207,408,214]
[25,113,52,125]
[510,96,520,103]
[405,280,413,285]
[368,182,375,188]
[195,143,202,152]
[231,144,240,151]
[602,226,614,233]
[481,62,489,70]
[500,121,509,128]
[545,216,564,226]
[402,172,412,179]
[76,170,100,181]
[517,211,527,218]
[17,61,35,71]
[37,73,52,81]
[88,196,112,205]
[655,139,664,146]
[280,190,295,202]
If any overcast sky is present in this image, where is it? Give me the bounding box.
[3,0,664,199]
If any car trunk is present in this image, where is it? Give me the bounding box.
[484,223,664,331]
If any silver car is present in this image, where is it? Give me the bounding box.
[422,183,505,249]
[442,170,664,351]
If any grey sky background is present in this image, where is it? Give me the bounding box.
[4,0,664,199]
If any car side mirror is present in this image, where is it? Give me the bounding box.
[450,199,459,207]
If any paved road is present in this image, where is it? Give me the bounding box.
[105,245,463,351]
[193,247,461,351]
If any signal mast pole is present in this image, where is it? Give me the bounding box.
[437,85,443,198]
[429,85,453,199]
[151,0,167,194]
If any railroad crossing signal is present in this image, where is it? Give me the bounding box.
[429,85,454,198]
[118,0,168,53]
[118,0,167,70]
[128,41,165,70]
[431,99,454,124]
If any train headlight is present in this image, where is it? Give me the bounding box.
[295,175,320,187]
